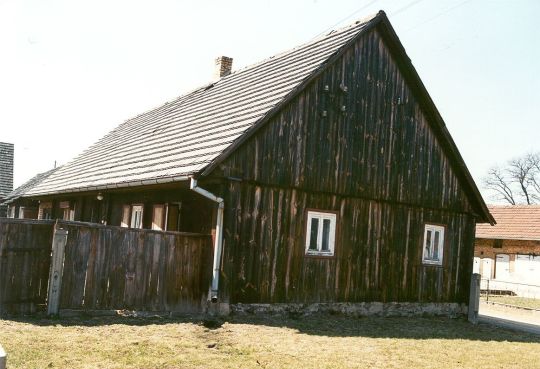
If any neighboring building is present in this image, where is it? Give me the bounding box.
[2,168,58,219]
[475,205,540,284]
[11,11,493,312]
[0,142,14,217]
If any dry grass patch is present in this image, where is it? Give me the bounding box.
[0,314,539,369]
[486,295,540,310]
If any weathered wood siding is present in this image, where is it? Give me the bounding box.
[0,219,53,314]
[221,183,475,303]
[215,28,478,304]
[58,221,213,312]
[218,29,473,213]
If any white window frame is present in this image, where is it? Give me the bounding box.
[422,224,445,266]
[305,210,337,256]
[130,204,144,229]
[7,205,16,218]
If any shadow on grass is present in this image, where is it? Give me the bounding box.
[2,313,539,343]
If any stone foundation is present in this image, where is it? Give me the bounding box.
[230,302,468,317]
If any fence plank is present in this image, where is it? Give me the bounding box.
[55,221,213,313]
[47,228,68,315]
[0,219,54,315]
[1,219,212,314]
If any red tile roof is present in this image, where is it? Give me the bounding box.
[476,205,540,241]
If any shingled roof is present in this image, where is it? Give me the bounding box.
[476,205,540,241]
[26,14,378,196]
[2,167,58,205]
[22,11,493,224]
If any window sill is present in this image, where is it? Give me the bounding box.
[422,261,443,267]
[305,251,335,258]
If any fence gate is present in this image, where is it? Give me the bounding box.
[0,219,54,315]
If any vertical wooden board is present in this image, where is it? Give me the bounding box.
[154,234,168,311]
[123,230,138,309]
[58,225,76,308]
[163,235,176,310]
[80,227,99,308]
[66,226,92,308]
[97,227,112,308]
[145,233,161,310]
[107,229,127,308]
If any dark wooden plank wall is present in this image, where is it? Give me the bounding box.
[217,29,473,214]
[0,219,54,314]
[39,187,214,234]
[215,29,479,304]
[58,221,213,312]
[221,183,475,304]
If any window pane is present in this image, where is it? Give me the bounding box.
[321,219,331,251]
[121,205,130,228]
[131,205,144,229]
[433,231,440,261]
[425,230,432,260]
[152,205,164,230]
[309,218,319,250]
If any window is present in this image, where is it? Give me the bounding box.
[7,205,16,218]
[130,204,144,229]
[59,201,75,221]
[166,203,181,231]
[121,205,131,228]
[422,224,445,266]
[305,210,337,256]
[18,207,38,219]
[38,202,53,220]
[152,204,165,230]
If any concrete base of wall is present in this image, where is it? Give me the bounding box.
[50,302,466,319]
[230,302,468,317]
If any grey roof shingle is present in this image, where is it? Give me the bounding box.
[26,15,376,196]
[2,167,59,204]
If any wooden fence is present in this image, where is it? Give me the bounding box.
[0,218,213,315]
[0,219,54,314]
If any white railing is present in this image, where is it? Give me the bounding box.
[481,278,540,301]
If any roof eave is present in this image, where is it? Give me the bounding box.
[24,175,191,198]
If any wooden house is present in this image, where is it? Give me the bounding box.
[3,168,58,219]
[11,11,494,314]
[475,205,539,284]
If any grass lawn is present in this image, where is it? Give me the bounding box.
[485,295,540,310]
[1,314,539,369]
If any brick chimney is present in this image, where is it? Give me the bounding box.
[215,56,233,78]
[0,142,14,217]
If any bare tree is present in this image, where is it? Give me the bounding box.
[526,152,540,202]
[483,152,540,205]
[483,167,516,205]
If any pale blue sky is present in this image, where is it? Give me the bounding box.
[1,0,538,203]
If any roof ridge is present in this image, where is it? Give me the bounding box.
[222,12,379,79]
[122,13,379,126]
[44,14,379,175]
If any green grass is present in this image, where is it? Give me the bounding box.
[486,295,540,310]
[0,314,539,369]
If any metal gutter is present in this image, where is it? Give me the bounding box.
[190,177,224,302]
[24,175,191,197]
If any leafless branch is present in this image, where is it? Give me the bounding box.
[483,167,516,205]
[483,152,540,205]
